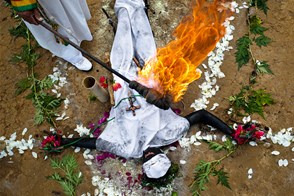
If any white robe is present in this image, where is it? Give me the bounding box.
[96,0,190,159]
[24,0,92,64]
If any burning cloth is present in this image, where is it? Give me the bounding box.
[96,0,190,159]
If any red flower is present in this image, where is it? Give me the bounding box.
[231,123,265,145]
[99,76,108,88]
[112,82,122,91]
[41,135,61,148]
[253,131,264,139]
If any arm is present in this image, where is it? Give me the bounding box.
[11,0,42,25]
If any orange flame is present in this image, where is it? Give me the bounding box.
[137,0,231,102]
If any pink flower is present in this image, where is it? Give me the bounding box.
[112,83,122,91]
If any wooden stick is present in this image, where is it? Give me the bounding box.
[107,78,115,106]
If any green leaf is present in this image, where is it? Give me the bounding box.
[34,110,44,125]
[49,155,82,196]
[235,35,252,69]
[251,0,269,15]
[9,21,29,39]
[255,61,273,74]
[15,77,33,95]
[216,168,231,189]
[255,35,271,47]
[223,139,236,152]
[250,23,268,35]
[229,86,274,118]
[48,172,62,181]
[207,141,224,152]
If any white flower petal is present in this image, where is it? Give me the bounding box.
[248,168,253,175]
[271,151,280,156]
[22,128,28,136]
[180,160,186,165]
[74,147,81,153]
[169,146,177,151]
[85,160,92,165]
[32,152,38,159]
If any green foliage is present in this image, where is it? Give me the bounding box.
[251,0,269,15]
[15,76,33,95]
[214,168,231,189]
[88,94,97,102]
[190,140,235,195]
[48,155,83,196]
[10,41,40,68]
[255,35,271,47]
[229,86,274,118]
[207,141,224,152]
[29,76,62,126]
[10,20,61,126]
[235,3,272,75]
[255,61,273,74]
[9,21,29,39]
[250,20,268,35]
[17,74,62,126]
[235,35,252,69]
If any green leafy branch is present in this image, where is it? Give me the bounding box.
[228,85,273,118]
[235,0,272,83]
[10,21,62,127]
[48,155,83,196]
[190,139,236,196]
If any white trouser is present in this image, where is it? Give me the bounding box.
[24,0,92,64]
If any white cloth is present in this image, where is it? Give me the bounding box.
[143,154,171,179]
[96,0,190,159]
[24,0,92,64]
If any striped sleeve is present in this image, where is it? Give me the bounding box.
[11,0,37,12]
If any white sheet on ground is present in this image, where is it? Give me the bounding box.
[96,0,190,159]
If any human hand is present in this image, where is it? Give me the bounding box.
[17,8,43,25]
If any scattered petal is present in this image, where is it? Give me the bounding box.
[85,160,92,166]
[180,160,186,165]
[271,151,280,156]
[32,152,38,159]
[248,168,253,175]
[74,147,81,153]
[22,128,28,136]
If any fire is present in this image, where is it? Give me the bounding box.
[138,0,231,102]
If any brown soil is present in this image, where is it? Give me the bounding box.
[1,0,294,195]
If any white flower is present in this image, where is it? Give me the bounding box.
[242,116,251,124]
[74,124,91,137]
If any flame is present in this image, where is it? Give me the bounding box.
[138,0,231,102]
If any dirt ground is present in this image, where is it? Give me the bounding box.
[1,0,294,195]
